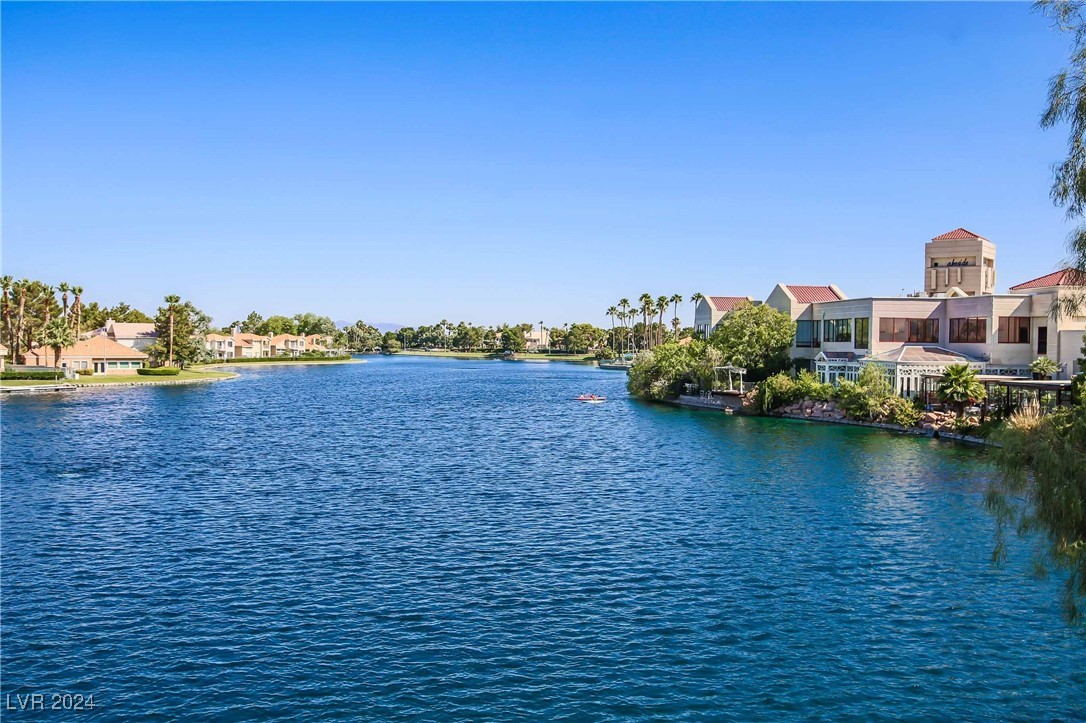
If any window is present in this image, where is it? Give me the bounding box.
[949,317,987,344]
[998,317,1030,344]
[855,318,870,349]
[879,318,939,344]
[822,318,852,343]
[795,320,820,348]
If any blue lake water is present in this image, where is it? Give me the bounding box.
[2,356,1084,720]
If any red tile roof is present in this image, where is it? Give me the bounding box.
[707,296,752,313]
[932,228,986,241]
[785,285,843,304]
[25,335,148,365]
[1009,268,1086,291]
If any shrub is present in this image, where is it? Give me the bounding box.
[793,370,833,401]
[75,368,94,376]
[627,343,700,400]
[1,371,63,380]
[137,367,181,376]
[750,373,795,413]
[834,365,894,421]
[883,396,922,428]
[1030,356,1060,379]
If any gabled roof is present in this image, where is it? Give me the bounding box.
[232,336,253,347]
[784,285,845,304]
[866,345,981,364]
[707,296,754,313]
[206,333,231,341]
[27,335,148,364]
[931,227,987,241]
[107,322,157,340]
[1009,268,1086,291]
[233,333,269,342]
[270,334,305,343]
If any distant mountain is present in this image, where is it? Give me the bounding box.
[335,319,402,333]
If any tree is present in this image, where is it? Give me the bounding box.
[147,298,211,368]
[1038,0,1086,319]
[58,282,71,321]
[707,302,795,381]
[71,286,84,336]
[627,341,706,400]
[256,315,297,336]
[670,293,683,339]
[936,364,986,418]
[345,321,381,351]
[638,294,652,350]
[656,295,669,347]
[690,293,705,337]
[0,276,12,351]
[500,324,528,353]
[294,312,337,337]
[381,331,402,353]
[37,316,75,374]
[240,311,264,333]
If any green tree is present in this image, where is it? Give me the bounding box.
[71,286,84,336]
[381,331,402,353]
[627,341,701,400]
[500,324,528,352]
[0,276,13,351]
[707,302,795,381]
[294,312,337,337]
[240,311,264,333]
[256,315,297,336]
[936,364,986,418]
[37,316,76,374]
[147,298,212,368]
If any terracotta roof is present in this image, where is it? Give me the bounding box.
[707,296,753,313]
[1009,268,1086,291]
[785,285,844,304]
[932,228,986,241]
[234,333,268,342]
[866,345,980,364]
[206,333,231,341]
[26,335,148,365]
[270,334,305,343]
[108,322,157,340]
[232,336,253,347]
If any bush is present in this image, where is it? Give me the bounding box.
[793,370,833,401]
[627,343,700,400]
[137,367,181,376]
[1,371,63,380]
[75,368,94,376]
[750,373,795,413]
[883,396,922,428]
[834,365,894,421]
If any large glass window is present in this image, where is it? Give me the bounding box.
[855,318,870,349]
[949,317,987,344]
[998,316,1030,344]
[879,318,939,344]
[795,320,820,348]
[822,318,852,343]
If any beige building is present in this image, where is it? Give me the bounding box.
[25,335,147,374]
[764,284,848,362]
[924,228,996,297]
[233,333,272,358]
[101,320,158,351]
[205,333,236,359]
[270,334,306,357]
[693,295,758,337]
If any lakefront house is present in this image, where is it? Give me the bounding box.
[25,335,147,374]
[692,296,759,337]
[761,229,1086,395]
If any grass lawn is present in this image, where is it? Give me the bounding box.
[1,379,67,387]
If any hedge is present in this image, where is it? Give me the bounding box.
[137,367,182,376]
[1,371,63,380]
[208,354,353,363]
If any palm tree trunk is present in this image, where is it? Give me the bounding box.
[14,289,26,364]
[169,308,175,366]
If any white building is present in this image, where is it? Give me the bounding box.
[693,295,759,337]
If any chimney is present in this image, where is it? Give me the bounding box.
[233,325,241,336]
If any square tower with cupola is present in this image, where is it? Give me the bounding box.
[924,228,996,297]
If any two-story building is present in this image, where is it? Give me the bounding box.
[205,333,236,359]
[232,333,272,358]
[692,295,759,337]
[270,334,306,357]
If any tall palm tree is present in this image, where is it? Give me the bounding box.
[13,279,30,363]
[39,317,75,376]
[41,285,55,325]
[656,295,669,347]
[58,282,71,321]
[670,293,683,339]
[0,276,13,351]
[690,293,705,337]
[618,298,631,352]
[606,306,618,353]
[71,286,84,336]
[638,294,652,350]
[165,294,181,366]
[539,321,544,351]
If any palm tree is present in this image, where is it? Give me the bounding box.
[638,294,652,350]
[539,320,544,352]
[165,294,181,366]
[71,286,84,336]
[606,306,618,353]
[937,364,986,418]
[656,295,669,347]
[0,276,13,351]
[38,317,75,376]
[618,298,631,352]
[690,293,705,337]
[41,285,55,325]
[58,282,71,321]
[13,279,29,363]
[670,293,683,339]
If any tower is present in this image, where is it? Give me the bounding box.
[924,228,996,297]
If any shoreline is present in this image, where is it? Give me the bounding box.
[2,372,239,395]
[665,395,998,448]
[199,358,366,369]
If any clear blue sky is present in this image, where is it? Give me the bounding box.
[1,2,1076,328]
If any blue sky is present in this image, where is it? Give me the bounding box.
[1,2,1076,328]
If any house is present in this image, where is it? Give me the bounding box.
[693,296,758,337]
[525,328,550,351]
[765,284,848,362]
[304,333,340,355]
[270,334,306,357]
[232,333,272,358]
[785,229,1086,395]
[101,320,158,351]
[25,335,147,375]
[205,333,236,359]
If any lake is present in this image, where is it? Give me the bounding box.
[2,356,1083,719]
